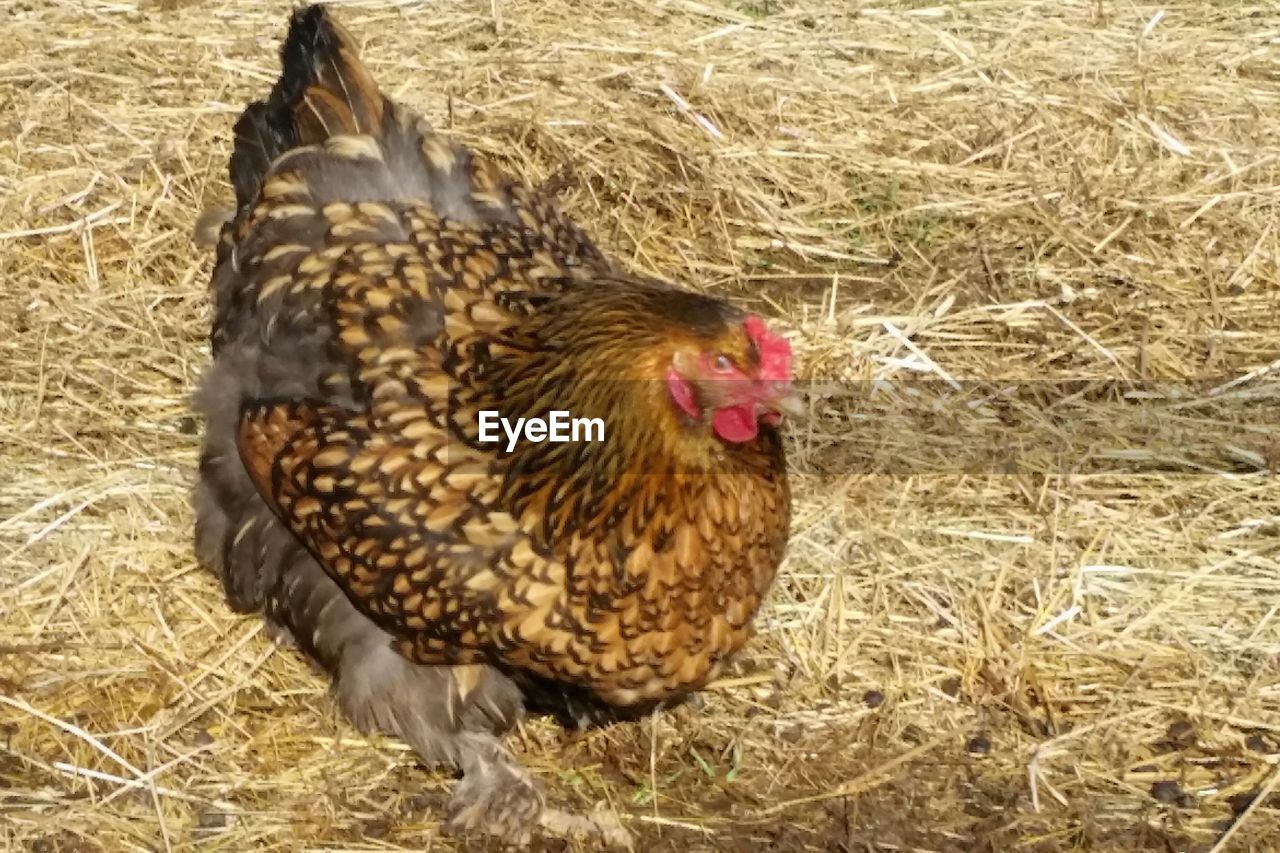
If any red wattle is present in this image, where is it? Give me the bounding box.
[712,404,759,443]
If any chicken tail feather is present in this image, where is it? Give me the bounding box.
[225,2,607,261]
[275,4,385,143]
[229,3,388,212]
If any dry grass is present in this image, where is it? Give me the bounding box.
[3,0,1280,850]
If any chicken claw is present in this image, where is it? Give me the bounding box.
[447,734,632,848]
[447,738,544,845]
[539,802,635,850]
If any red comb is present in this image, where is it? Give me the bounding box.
[744,315,792,381]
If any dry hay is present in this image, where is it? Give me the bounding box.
[2,0,1279,850]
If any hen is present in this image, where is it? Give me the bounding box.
[193,5,797,844]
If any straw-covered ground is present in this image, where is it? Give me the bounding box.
[3,0,1279,850]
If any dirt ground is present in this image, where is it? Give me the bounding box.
[2,1,1279,851]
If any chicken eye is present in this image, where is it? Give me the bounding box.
[712,354,736,373]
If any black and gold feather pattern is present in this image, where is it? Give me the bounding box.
[201,3,790,723]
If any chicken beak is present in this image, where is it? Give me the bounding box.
[761,382,807,419]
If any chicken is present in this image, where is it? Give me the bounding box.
[192,5,797,844]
